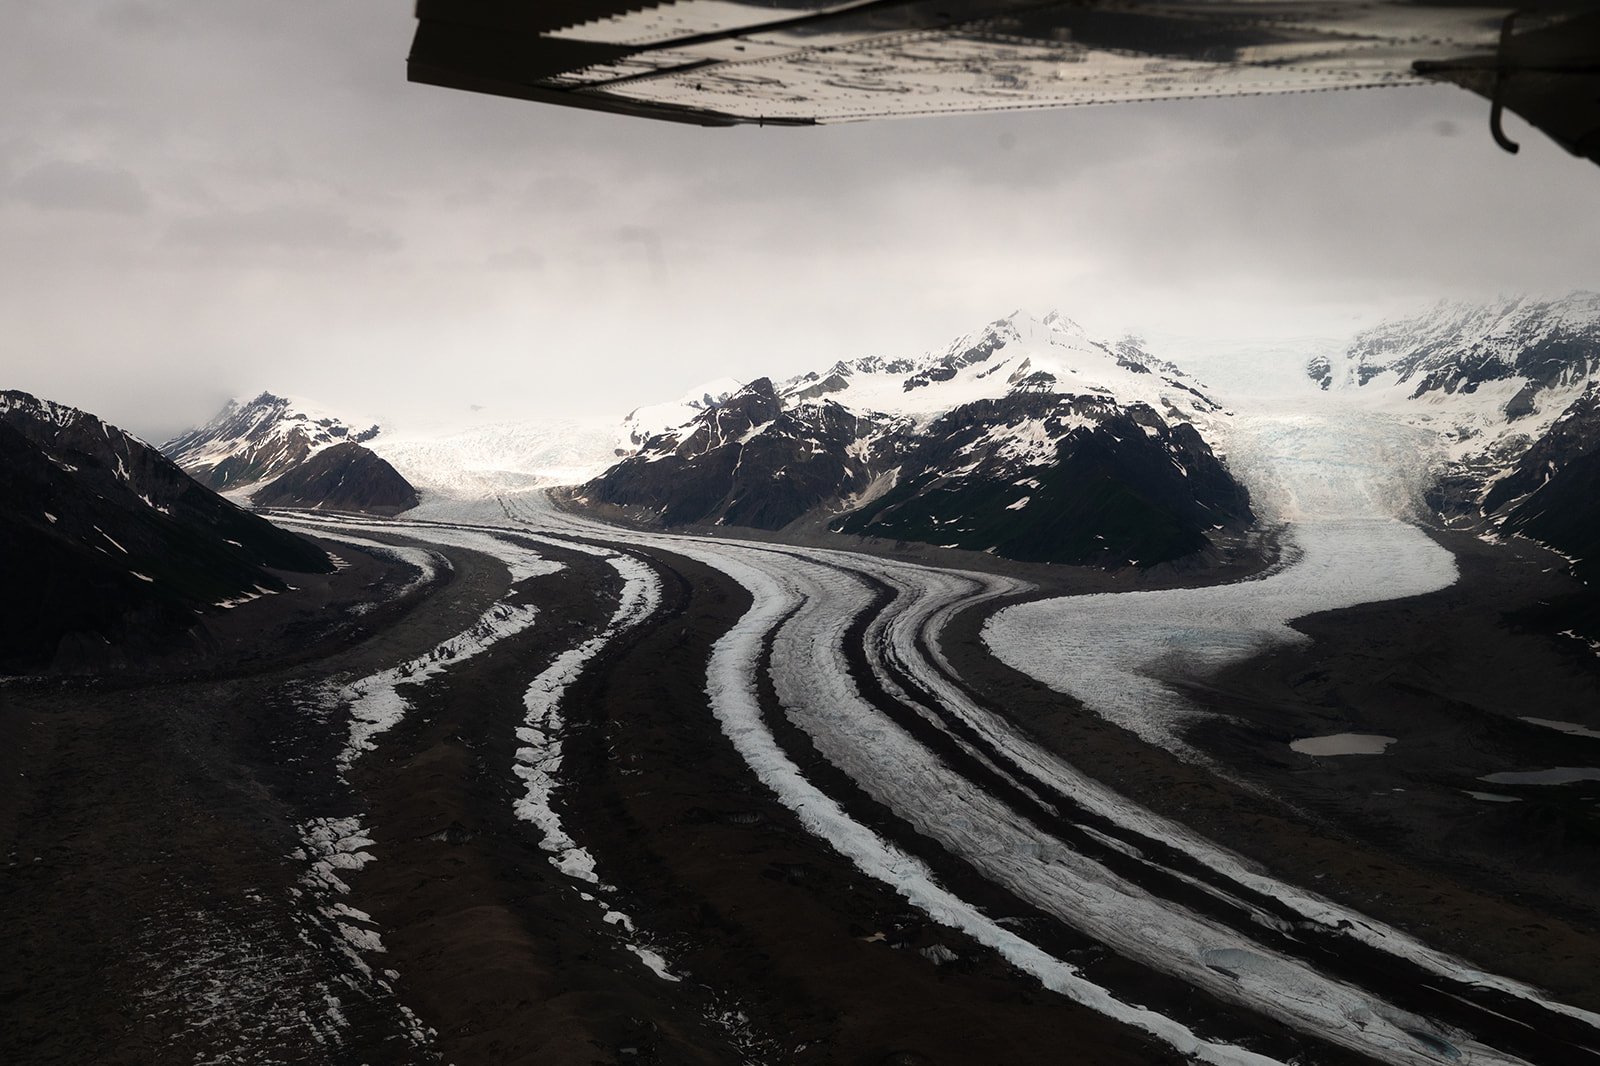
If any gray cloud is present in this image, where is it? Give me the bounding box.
[11,159,149,214]
[166,205,401,254]
[614,225,669,285]
[0,2,1596,443]
[97,2,180,34]
[485,247,548,272]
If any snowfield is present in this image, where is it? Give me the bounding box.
[776,311,1225,434]
[369,418,622,502]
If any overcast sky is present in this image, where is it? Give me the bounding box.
[5,2,1599,443]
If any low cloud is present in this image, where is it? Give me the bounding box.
[97,2,181,34]
[485,246,547,272]
[11,159,149,214]
[4,3,1598,440]
[165,204,400,254]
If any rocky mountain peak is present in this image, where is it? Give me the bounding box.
[251,442,420,516]
[578,309,1251,566]
[163,391,380,492]
[1310,293,1600,576]
[618,376,743,452]
[1311,291,1600,400]
[1,388,114,435]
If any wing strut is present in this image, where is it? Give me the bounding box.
[1491,10,1522,154]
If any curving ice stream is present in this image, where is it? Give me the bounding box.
[985,407,1459,760]
[272,401,1600,1066]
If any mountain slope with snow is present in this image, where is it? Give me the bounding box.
[0,390,332,673]
[1483,382,1600,580]
[619,378,742,451]
[1308,292,1600,573]
[778,311,1223,428]
[586,378,881,530]
[580,312,1252,567]
[835,392,1249,566]
[163,392,381,493]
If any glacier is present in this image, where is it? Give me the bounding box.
[984,403,1459,760]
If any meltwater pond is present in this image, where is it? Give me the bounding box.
[1289,733,1397,756]
[1481,768,1600,786]
[983,411,1459,761]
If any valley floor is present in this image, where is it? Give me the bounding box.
[2,496,1598,1066]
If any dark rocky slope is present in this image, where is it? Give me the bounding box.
[583,379,878,531]
[1485,383,1600,581]
[251,442,420,516]
[835,394,1251,567]
[0,390,332,674]
[578,312,1257,569]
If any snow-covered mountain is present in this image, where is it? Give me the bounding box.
[162,392,381,493]
[1310,293,1600,435]
[1309,292,1600,573]
[774,311,1223,427]
[0,390,331,673]
[580,312,1253,567]
[619,378,742,451]
[164,392,425,514]
[585,377,881,530]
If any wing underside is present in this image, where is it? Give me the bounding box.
[408,1,1600,164]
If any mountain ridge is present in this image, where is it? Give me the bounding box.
[1307,291,1600,576]
[579,310,1253,568]
[163,391,381,493]
[0,389,332,673]
[165,392,421,514]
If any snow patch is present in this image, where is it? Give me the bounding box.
[337,600,539,773]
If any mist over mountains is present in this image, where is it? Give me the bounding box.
[145,293,1600,577]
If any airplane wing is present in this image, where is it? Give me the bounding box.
[407,1,1600,165]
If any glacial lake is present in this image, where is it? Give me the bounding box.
[1480,767,1600,786]
[1289,733,1397,756]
